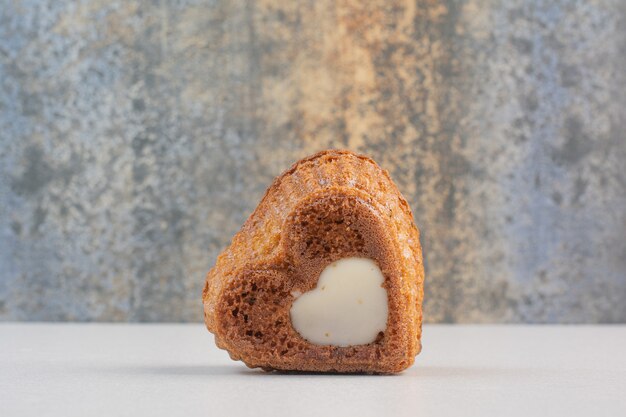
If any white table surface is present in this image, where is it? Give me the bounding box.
[1,324,625,416]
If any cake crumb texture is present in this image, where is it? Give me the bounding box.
[203,150,424,373]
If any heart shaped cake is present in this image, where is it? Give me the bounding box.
[202,150,424,373]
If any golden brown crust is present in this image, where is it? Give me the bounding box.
[202,150,424,373]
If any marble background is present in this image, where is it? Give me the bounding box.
[1,0,625,323]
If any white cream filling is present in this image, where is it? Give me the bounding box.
[289,257,388,347]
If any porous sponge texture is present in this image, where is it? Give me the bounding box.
[202,150,424,373]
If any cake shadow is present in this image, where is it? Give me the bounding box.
[237,368,399,377]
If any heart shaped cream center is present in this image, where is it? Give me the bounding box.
[289,257,389,347]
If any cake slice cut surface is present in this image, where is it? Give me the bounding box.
[202,150,425,373]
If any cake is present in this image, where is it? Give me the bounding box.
[202,150,424,373]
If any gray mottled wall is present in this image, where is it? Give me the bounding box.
[1,0,625,323]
